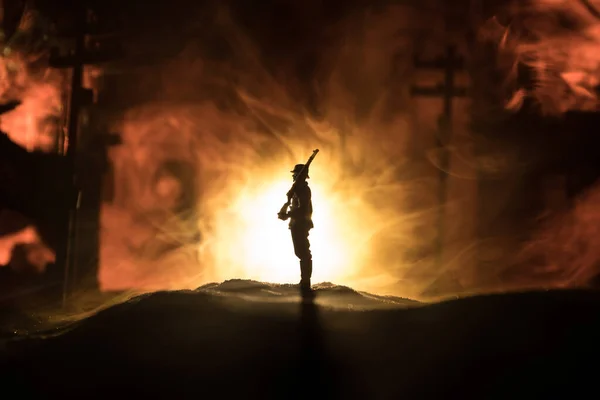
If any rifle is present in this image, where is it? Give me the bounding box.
[278,149,319,219]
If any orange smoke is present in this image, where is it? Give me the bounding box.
[0,52,63,151]
[0,9,66,271]
[96,1,600,299]
[100,102,415,295]
[483,0,600,114]
[475,0,600,288]
[519,185,600,288]
[98,5,436,297]
[0,218,55,273]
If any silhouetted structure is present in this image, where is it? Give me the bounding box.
[48,3,124,300]
[411,45,468,270]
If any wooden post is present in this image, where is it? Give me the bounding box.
[49,5,123,305]
[410,44,468,270]
[47,5,87,307]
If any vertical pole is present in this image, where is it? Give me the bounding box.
[60,5,86,307]
[411,44,467,271]
[50,5,124,304]
[434,45,457,270]
[469,0,484,274]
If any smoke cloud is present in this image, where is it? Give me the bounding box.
[480,0,600,114]
[98,3,447,299]
[6,0,600,304]
[0,5,64,273]
[476,0,600,288]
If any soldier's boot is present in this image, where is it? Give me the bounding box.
[300,259,312,293]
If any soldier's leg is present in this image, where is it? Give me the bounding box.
[291,227,312,283]
[301,231,312,280]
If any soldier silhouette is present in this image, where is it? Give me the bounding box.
[278,163,314,293]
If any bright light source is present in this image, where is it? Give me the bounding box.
[208,176,359,285]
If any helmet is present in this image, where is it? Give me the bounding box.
[290,164,309,178]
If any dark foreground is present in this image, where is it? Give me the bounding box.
[1,280,599,399]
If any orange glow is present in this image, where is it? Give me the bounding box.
[0,28,65,272]
[0,225,55,272]
[97,6,440,298]
[519,185,600,288]
[0,53,63,151]
[207,174,366,285]
[485,0,600,114]
[99,103,416,296]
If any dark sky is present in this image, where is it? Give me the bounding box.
[30,0,406,112]
[24,0,375,80]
